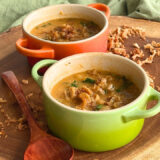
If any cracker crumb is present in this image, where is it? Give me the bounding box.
[108,26,146,58]
[131,48,144,60]
[0,82,46,139]
[137,51,156,66]
[151,41,160,47]
[0,108,4,113]
[145,71,155,88]
[4,135,8,139]
[26,92,33,99]
[113,48,128,57]
[108,26,160,89]
[22,79,29,85]
[133,43,140,48]
[17,122,27,131]
[0,130,5,138]
[144,43,153,50]
[0,98,7,103]
[156,86,160,92]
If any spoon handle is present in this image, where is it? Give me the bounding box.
[1,71,44,142]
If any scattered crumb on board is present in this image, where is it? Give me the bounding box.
[108,25,160,89]
[21,79,29,85]
[0,91,46,138]
[0,98,7,103]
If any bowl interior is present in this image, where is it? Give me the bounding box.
[43,52,148,100]
[23,4,107,33]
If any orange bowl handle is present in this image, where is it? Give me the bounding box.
[88,3,110,19]
[16,38,55,59]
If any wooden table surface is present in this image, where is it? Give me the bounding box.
[0,16,160,160]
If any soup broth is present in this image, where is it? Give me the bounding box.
[51,69,140,111]
[31,18,101,42]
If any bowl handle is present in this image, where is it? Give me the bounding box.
[31,59,57,87]
[88,3,110,19]
[122,86,160,122]
[16,38,55,59]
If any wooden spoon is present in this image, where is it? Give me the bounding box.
[1,71,74,160]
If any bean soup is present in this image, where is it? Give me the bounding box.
[31,18,101,42]
[51,69,140,111]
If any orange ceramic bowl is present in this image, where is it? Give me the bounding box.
[16,3,110,66]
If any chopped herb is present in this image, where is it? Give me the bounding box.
[71,80,78,87]
[47,23,51,25]
[116,88,121,92]
[83,78,95,84]
[122,76,132,88]
[87,21,95,26]
[116,76,133,92]
[41,24,46,27]
[95,104,103,110]
[104,89,107,94]
[80,21,87,26]
[113,74,121,80]
[122,76,127,81]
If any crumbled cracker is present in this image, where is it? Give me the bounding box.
[22,79,29,85]
[108,26,160,89]
[113,48,127,56]
[0,130,5,138]
[0,108,4,113]
[4,135,8,139]
[133,43,140,48]
[151,41,160,47]
[121,29,129,39]
[17,122,27,131]
[108,26,146,56]
[144,41,160,57]
[26,92,33,99]
[145,71,155,88]
[144,43,153,50]
[156,86,160,92]
[17,116,26,123]
[137,52,156,66]
[0,98,7,103]
[0,84,46,139]
[131,48,144,60]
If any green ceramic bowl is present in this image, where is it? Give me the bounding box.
[32,52,160,152]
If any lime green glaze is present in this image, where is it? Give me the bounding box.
[122,87,160,122]
[32,59,160,152]
[31,59,57,87]
[43,92,145,151]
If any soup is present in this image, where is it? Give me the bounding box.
[51,69,140,111]
[31,18,101,42]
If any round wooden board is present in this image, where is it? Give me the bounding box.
[0,16,160,160]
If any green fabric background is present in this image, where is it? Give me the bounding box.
[0,0,160,33]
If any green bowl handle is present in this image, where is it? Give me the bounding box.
[31,59,57,87]
[122,86,160,122]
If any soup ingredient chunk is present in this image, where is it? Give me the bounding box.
[51,70,140,111]
[31,18,101,42]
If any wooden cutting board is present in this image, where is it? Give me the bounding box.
[0,16,160,160]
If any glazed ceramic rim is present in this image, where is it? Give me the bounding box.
[22,4,108,44]
[42,52,149,114]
